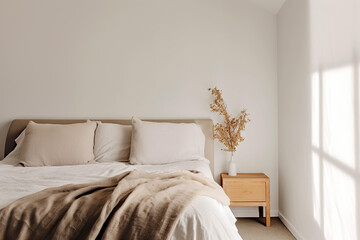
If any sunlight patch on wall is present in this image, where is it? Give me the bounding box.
[322,66,355,169]
[323,159,357,240]
[311,64,358,239]
[311,151,321,227]
[312,72,320,148]
[308,0,359,238]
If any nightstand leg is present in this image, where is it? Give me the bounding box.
[259,206,263,218]
[266,204,270,227]
[265,180,271,227]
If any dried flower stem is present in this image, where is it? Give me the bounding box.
[209,87,250,152]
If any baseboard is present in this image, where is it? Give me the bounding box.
[230,206,278,217]
[278,211,304,240]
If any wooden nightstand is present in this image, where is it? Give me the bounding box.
[220,173,270,227]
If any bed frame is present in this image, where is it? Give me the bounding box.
[4,119,214,173]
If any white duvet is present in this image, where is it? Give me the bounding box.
[0,160,242,240]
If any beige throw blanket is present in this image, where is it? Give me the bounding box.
[0,170,229,240]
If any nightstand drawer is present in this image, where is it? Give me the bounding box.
[223,181,266,202]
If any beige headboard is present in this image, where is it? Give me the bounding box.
[4,119,214,173]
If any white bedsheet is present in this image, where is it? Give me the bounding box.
[0,160,242,240]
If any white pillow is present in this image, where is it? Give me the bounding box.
[94,122,132,162]
[0,130,26,166]
[129,117,205,165]
[19,121,97,167]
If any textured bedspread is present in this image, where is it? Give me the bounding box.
[0,170,229,240]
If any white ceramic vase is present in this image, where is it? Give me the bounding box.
[228,152,237,176]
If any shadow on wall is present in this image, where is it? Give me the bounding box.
[310,0,360,239]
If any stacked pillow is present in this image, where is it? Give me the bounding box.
[19,121,97,167]
[0,130,26,166]
[2,118,206,167]
[94,122,132,162]
[129,117,205,164]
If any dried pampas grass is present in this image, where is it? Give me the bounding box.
[209,87,250,152]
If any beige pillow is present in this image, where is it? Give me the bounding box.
[129,117,205,165]
[19,121,97,167]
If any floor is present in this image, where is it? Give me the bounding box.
[236,217,296,240]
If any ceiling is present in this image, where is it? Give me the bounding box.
[246,0,286,14]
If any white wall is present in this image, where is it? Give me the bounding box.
[278,0,360,239]
[0,0,278,217]
[277,0,314,238]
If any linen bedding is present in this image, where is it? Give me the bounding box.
[0,160,242,240]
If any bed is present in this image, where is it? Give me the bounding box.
[0,119,242,240]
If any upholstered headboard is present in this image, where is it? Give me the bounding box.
[4,119,214,173]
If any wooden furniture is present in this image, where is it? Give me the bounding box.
[221,173,270,227]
